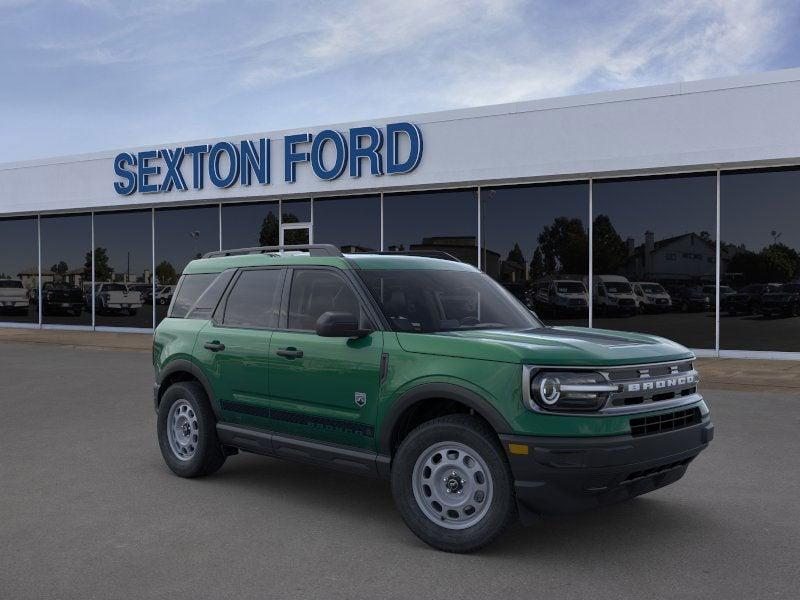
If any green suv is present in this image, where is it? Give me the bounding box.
[153,244,713,552]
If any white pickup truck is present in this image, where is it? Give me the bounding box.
[0,279,30,315]
[88,283,143,315]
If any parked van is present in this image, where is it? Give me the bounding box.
[632,282,672,313]
[591,275,638,316]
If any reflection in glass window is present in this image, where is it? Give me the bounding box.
[223,269,283,328]
[383,190,478,266]
[282,199,311,223]
[481,183,589,326]
[592,174,717,349]
[170,273,218,318]
[93,210,153,329]
[155,205,219,324]
[40,214,92,326]
[313,195,380,252]
[0,217,38,324]
[287,269,362,330]
[222,201,279,249]
[721,168,800,351]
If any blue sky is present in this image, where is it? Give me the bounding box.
[1,0,798,162]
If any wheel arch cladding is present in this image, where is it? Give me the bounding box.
[157,359,219,419]
[380,383,511,455]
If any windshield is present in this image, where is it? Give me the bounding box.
[555,282,585,294]
[0,280,23,288]
[640,283,665,294]
[605,282,632,294]
[357,269,542,333]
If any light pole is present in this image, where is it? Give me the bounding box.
[189,230,201,259]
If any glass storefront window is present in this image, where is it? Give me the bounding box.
[222,201,279,249]
[0,217,39,324]
[481,182,589,326]
[40,213,92,326]
[282,199,311,224]
[155,205,219,324]
[592,174,717,349]
[720,168,800,351]
[313,195,380,252]
[383,189,478,266]
[93,210,153,329]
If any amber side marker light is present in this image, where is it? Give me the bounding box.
[508,443,529,455]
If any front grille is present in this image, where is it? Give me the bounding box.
[629,407,701,437]
[607,361,698,408]
[618,298,635,306]
[568,298,586,306]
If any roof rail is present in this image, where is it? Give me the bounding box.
[374,250,462,262]
[202,244,343,259]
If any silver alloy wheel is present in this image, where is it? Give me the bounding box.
[167,399,199,461]
[411,441,494,530]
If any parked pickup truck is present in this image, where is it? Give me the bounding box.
[88,283,143,316]
[0,279,30,315]
[152,244,713,553]
[41,282,84,316]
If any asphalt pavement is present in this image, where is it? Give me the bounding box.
[0,341,798,599]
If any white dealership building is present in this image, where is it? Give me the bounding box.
[1,68,800,359]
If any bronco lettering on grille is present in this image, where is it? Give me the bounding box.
[626,374,696,393]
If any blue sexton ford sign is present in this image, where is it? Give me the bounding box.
[113,122,422,195]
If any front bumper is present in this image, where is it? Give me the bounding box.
[500,417,713,519]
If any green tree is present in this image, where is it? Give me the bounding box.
[591,214,628,274]
[83,247,113,283]
[259,212,279,246]
[760,243,799,282]
[50,261,68,276]
[537,217,589,274]
[529,246,546,280]
[506,243,525,265]
[155,261,178,285]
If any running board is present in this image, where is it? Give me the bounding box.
[216,423,388,478]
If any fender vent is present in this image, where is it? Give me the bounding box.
[629,407,701,437]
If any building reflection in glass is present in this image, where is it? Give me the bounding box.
[592,174,717,349]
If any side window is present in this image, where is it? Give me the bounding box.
[186,269,235,320]
[170,273,217,318]
[287,269,364,331]
[223,269,283,329]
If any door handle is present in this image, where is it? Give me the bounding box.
[276,348,303,359]
[203,341,226,352]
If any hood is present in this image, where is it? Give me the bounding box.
[396,326,693,366]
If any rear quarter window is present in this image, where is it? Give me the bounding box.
[169,273,219,318]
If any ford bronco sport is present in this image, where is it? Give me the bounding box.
[153,244,713,552]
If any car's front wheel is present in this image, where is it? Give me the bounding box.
[157,381,226,478]
[391,414,517,553]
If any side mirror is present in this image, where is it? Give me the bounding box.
[315,311,373,338]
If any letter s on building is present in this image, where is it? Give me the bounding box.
[114,152,138,195]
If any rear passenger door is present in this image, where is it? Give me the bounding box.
[196,268,285,427]
[267,267,383,451]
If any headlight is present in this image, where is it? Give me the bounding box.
[527,370,617,412]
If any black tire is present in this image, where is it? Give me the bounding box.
[157,381,226,478]
[390,414,517,553]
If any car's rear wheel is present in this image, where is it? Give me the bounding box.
[157,381,225,478]
[391,414,516,553]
